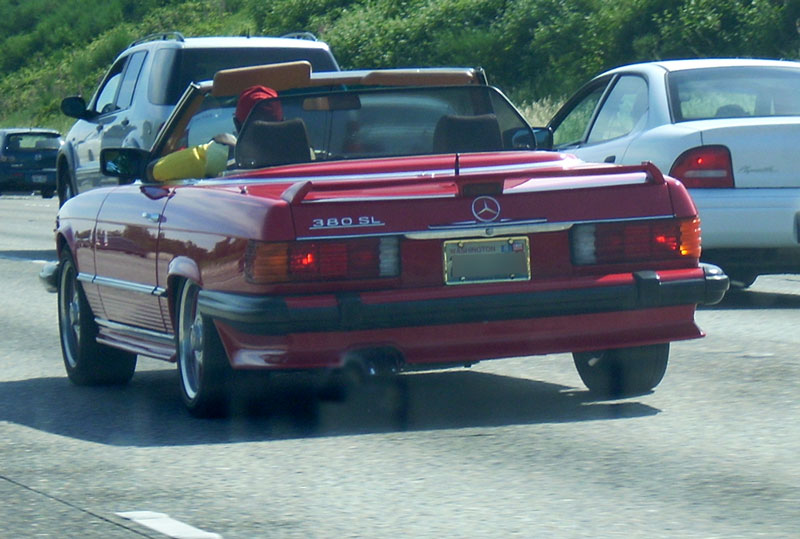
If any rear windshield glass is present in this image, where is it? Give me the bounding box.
[192,86,533,169]
[3,132,61,152]
[668,66,800,121]
[150,47,339,106]
[160,85,534,171]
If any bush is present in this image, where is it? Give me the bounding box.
[1,0,799,129]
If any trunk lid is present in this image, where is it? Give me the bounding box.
[692,117,800,188]
[259,155,679,241]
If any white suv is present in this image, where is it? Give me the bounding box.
[57,32,339,205]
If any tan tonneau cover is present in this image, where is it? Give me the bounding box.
[212,61,482,96]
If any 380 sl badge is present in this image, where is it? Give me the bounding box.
[310,216,386,230]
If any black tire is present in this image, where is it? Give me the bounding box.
[176,280,232,418]
[573,343,669,398]
[57,250,137,385]
[57,163,74,207]
[41,188,55,199]
[727,271,758,289]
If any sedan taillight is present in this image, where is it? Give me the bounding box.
[246,237,400,284]
[669,145,734,188]
[572,217,701,265]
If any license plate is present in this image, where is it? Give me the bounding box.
[444,237,530,285]
[32,174,47,184]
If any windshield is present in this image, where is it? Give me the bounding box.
[172,85,533,170]
[668,66,800,121]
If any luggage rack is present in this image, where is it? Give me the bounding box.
[280,32,319,41]
[128,31,186,48]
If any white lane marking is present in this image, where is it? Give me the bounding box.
[116,511,222,538]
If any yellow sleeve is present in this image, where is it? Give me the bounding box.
[151,141,229,182]
[151,144,210,182]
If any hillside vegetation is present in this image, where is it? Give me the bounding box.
[1,0,798,131]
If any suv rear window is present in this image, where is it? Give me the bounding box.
[3,132,61,153]
[149,47,340,106]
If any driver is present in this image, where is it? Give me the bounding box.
[148,85,281,182]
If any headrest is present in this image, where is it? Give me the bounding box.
[235,118,311,169]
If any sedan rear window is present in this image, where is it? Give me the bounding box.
[668,66,800,121]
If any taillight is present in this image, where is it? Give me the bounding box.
[669,145,734,188]
[572,217,701,265]
[245,237,400,283]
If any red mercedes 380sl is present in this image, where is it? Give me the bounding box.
[43,62,728,416]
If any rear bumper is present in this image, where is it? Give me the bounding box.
[0,168,56,192]
[199,264,728,335]
[702,247,800,279]
[691,188,800,248]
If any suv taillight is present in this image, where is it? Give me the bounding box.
[572,217,701,265]
[246,237,400,284]
[669,145,734,188]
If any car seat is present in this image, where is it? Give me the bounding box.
[432,114,503,154]
[235,118,312,168]
[715,104,748,118]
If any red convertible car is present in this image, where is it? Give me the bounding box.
[44,62,728,416]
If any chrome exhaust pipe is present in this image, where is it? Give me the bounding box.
[343,347,404,379]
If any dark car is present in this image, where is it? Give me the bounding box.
[0,128,62,198]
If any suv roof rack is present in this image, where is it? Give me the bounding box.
[129,31,186,48]
[280,32,318,42]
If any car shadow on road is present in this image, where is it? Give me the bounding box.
[703,286,800,310]
[0,367,658,447]
[0,249,57,262]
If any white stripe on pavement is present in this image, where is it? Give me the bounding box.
[116,511,221,538]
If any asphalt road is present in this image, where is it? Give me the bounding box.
[0,194,798,538]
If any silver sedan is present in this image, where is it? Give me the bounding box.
[547,58,800,287]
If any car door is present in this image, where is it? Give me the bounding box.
[549,74,649,164]
[92,183,172,332]
[72,51,146,195]
[100,50,146,151]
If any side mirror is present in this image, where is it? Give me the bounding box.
[508,127,554,151]
[100,147,150,181]
[509,128,535,150]
[60,96,92,120]
[532,127,554,150]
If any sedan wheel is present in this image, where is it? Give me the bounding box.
[573,343,669,398]
[57,250,137,385]
[176,280,231,417]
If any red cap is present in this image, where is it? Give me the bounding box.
[234,86,281,125]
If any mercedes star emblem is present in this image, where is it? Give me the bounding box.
[471,196,501,222]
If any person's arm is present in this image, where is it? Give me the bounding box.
[148,140,231,182]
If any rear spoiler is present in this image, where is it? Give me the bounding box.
[280,160,666,204]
